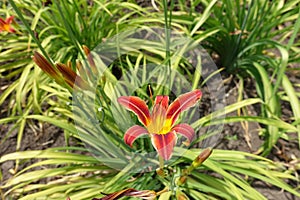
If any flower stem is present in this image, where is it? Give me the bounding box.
[156,156,165,177]
[156,187,169,196]
[159,155,164,169]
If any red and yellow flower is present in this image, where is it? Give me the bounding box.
[0,16,16,33]
[118,90,202,160]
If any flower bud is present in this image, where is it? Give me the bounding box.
[32,51,62,83]
[176,190,189,200]
[191,148,212,169]
[82,45,98,74]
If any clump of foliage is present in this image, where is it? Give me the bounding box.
[0,0,299,200]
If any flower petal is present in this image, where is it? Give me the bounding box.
[0,18,5,31]
[151,131,177,160]
[155,96,169,109]
[118,96,151,126]
[124,125,148,147]
[0,16,15,33]
[148,102,167,134]
[166,90,202,125]
[8,27,15,33]
[172,123,195,145]
[5,16,14,24]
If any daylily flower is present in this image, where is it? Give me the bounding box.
[0,16,16,33]
[118,89,202,160]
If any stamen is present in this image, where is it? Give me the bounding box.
[148,84,154,105]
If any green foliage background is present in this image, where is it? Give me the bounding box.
[0,0,299,199]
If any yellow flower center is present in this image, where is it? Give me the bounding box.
[146,105,172,135]
[3,24,10,32]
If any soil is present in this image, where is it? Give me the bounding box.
[0,122,65,180]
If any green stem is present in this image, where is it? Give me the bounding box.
[53,0,85,59]
[156,156,165,177]
[8,0,52,63]
[163,0,172,92]
[159,155,164,169]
